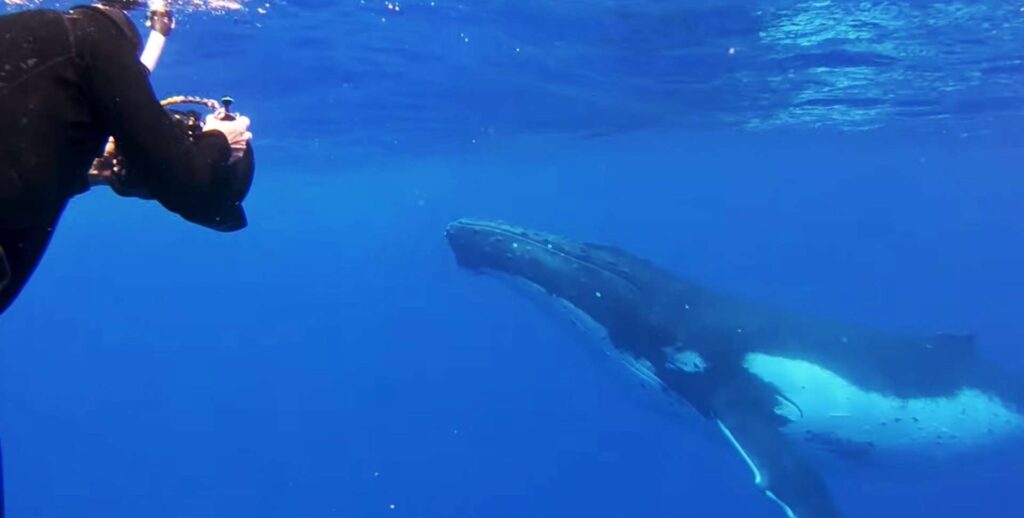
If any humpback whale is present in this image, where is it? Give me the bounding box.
[445,218,1024,517]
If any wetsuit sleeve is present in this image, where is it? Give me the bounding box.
[69,9,248,231]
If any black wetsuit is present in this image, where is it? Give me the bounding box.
[0,6,254,314]
[0,7,254,515]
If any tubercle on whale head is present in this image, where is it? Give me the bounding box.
[444,218,615,281]
[445,218,551,273]
[445,218,636,274]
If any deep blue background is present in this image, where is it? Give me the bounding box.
[2,1,1024,516]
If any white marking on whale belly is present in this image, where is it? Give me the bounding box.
[666,348,707,373]
[743,353,1024,453]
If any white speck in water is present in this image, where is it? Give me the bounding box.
[595,291,603,298]
[389,504,396,510]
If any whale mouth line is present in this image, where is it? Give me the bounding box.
[451,220,641,291]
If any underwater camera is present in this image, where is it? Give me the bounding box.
[88,96,232,198]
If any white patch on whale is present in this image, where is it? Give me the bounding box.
[772,395,803,422]
[743,352,1024,453]
[666,348,707,373]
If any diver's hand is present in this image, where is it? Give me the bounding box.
[204,110,253,163]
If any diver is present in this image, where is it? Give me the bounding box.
[0,2,254,514]
[0,0,255,316]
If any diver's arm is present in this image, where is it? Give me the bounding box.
[70,9,247,231]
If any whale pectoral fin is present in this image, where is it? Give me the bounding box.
[713,404,840,518]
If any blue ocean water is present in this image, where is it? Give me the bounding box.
[2,0,1024,516]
